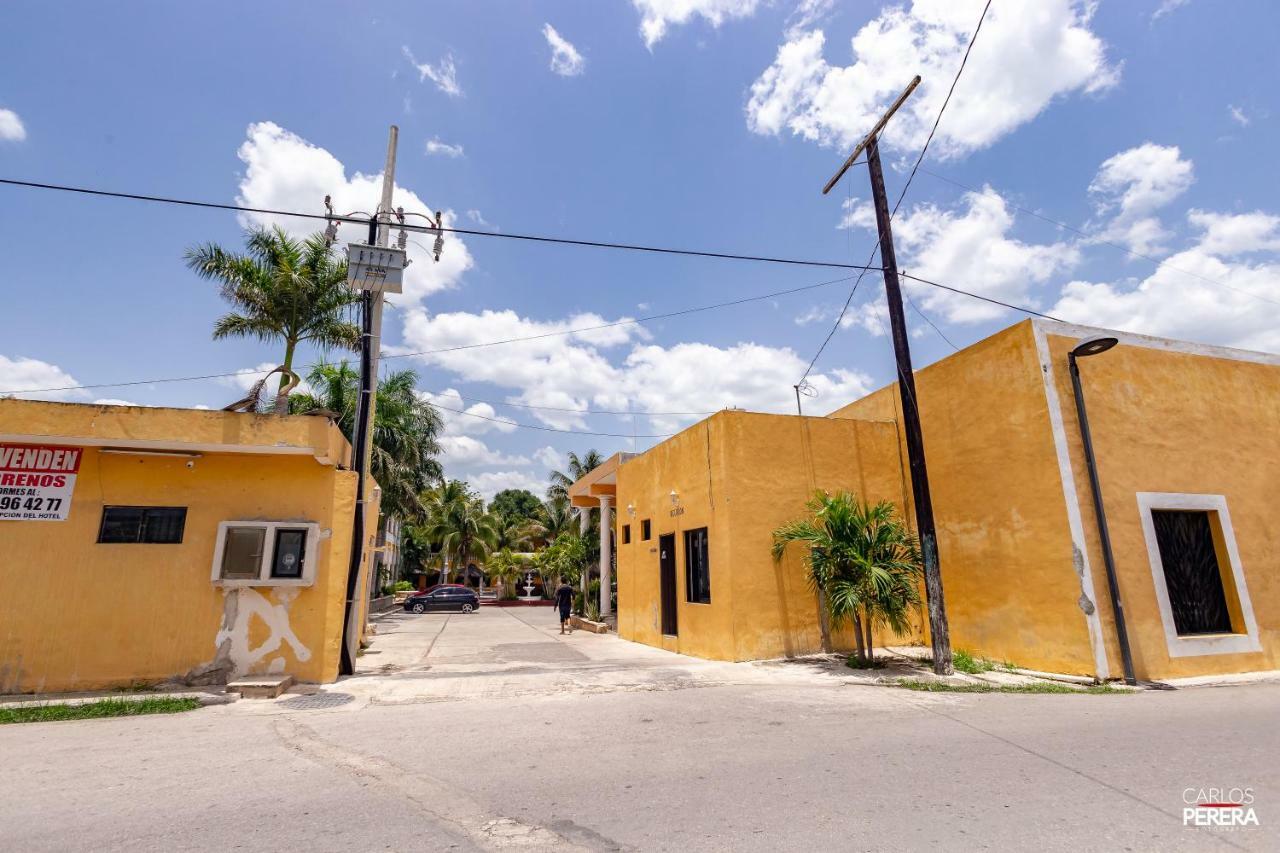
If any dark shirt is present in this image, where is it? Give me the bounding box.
[554,584,574,609]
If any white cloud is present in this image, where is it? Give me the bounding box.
[1088,143,1194,255]
[234,122,474,306]
[92,398,145,407]
[398,307,874,433]
[0,108,25,142]
[1052,209,1280,353]
[533,446,564,471]
[1229,105,1251,127]
[747,0,1118,159]
[0,356,85,401]
[466,209,497,230]
[469,470,548,501]
[543,24,586,76]
[425,137,464,158]
[843,186,1079,324]
[419,388,518,436]
[401,46,462,97]
[439,434,529,468]
[632,0,761,49]
[1152,0,1190,22]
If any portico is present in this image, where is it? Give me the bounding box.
[567,452,635,619]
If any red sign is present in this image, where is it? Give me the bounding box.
[0,443,82,521]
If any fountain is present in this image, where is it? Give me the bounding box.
[519,571,539,601]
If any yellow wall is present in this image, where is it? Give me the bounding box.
[615,410,909,661]
[830,322,1100,675]
[1042,330,1280,679]
[0,401,360,693]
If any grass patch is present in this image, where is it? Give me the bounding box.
[845,654,886,670]
[893,679,1125,695]
[0,697,201,725]
[952,649,997,675]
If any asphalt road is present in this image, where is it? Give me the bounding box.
[1,607,1275,852]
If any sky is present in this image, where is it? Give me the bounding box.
[2,0,1278,498]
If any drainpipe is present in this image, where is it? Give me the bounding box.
[1068,338,1137,686]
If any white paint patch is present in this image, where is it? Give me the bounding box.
[215,588,312,679]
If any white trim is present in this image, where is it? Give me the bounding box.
[1135,493,1261,658]
[210,520,321,588]
[1032,322,1112,680]
[1031,318,1280,367]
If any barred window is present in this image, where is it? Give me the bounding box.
[98,506,187,544]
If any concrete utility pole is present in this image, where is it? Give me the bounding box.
[340,126,400,676]
[822,77,954,676]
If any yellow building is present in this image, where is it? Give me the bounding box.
[582,319,1279,681]
[0,399,373,693]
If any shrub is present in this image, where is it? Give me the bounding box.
[393,580,414,592]
[952,649,996,675]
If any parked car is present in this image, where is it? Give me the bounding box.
[404,586,480,614]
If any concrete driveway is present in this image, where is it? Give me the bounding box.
[344,604,840,706]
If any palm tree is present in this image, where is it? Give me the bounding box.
[186,226,359,401]
[421,480,500,583]
[525,498,577,548]
[772,492,923,664]
[290,362,443,522]
[486,548,528,598]
[547,450,605,504]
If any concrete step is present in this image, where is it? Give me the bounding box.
[226,675,294,699]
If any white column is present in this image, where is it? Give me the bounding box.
[598,496,612,618]
[578,505,591,602]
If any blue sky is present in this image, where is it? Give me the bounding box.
[2,0,1278,496]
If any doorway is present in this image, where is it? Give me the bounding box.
[659,533,678,636]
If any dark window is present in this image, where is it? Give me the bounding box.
[622,524,631,544]
[641,519,651,540]
[684,527,710,604]
[1152,510,1233,635]
[98,506,186,544]
[271,528,308,579]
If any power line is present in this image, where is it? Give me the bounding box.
[799,0,993,382]
[0,274,858,396]
[0,177,885,273]
[916,166,1280,308]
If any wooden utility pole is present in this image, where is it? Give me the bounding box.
[823,77,953,675]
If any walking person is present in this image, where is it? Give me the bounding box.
[555,579,575,635]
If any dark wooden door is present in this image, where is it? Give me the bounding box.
[659,533,678,636]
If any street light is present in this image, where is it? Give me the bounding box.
[1067,335,1136,686]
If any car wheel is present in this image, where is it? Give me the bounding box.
[461,603,474,613]
[412,602,426,614]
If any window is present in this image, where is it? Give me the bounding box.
[1151,511,1231,635]
[211,521,321,586]
[622,524,631,544]
[1137,493,1260,658]
[684,527,710,604]
[97,506,186,544]
[641,519,651,540]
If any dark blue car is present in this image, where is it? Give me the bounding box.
[404,585,480,614]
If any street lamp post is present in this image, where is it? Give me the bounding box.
[1068,335,1137,686]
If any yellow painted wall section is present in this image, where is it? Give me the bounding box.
[720,412,911,660]
[615,413,737,661]
[615,410,911,662]
[1042,330,1280,679]
[0,402,358,693]
[830,322,1099,675]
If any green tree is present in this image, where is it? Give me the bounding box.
[537,532,588,608]
[490,489,543,526]
[420,480,499,582]
[526,498,577,548]
[290,362,443,522]
[772,492,923,664]
[185,226,359,401]
[547,450,605,504]
[486,548,529,598]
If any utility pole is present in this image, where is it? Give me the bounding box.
[339,126,401,676]
[822,77,953,675]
